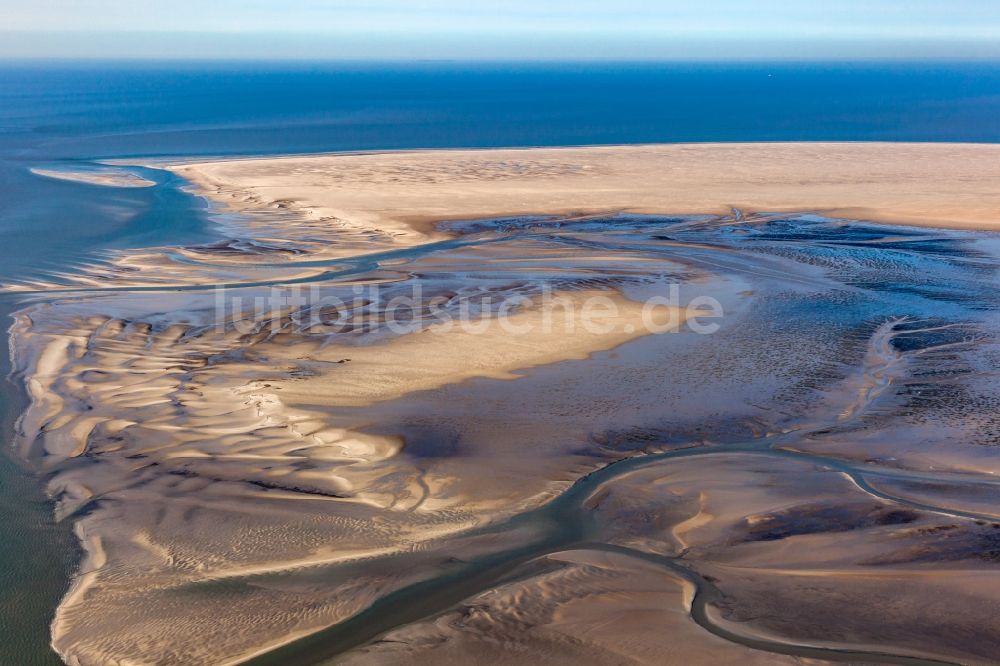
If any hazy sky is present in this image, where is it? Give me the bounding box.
[2,0,999,60]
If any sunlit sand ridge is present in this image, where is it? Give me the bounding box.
[6,143,1000,665]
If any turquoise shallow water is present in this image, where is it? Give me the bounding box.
[0,60,998,663]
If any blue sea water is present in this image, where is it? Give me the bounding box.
[0,60,998,663]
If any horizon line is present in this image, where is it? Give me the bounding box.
[4,55,1000,64]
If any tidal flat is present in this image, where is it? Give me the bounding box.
[6,144,1000,665]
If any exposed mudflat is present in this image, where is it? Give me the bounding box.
[6,145,1000,665]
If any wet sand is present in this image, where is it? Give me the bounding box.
[30,168,156,189]
[6,143,1000,665]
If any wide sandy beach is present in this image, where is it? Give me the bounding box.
[172,142,1000,236]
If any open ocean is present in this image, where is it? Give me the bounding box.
[0,60,998,663]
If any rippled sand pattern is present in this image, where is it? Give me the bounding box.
[6,145,1000,665]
